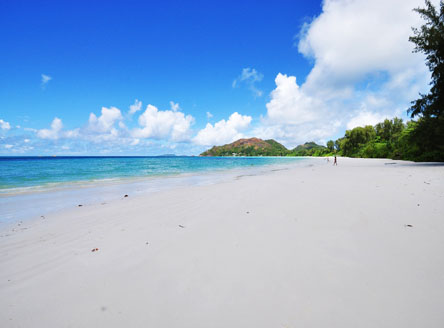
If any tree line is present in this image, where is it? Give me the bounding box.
[202,1,443,161]
[325,117,443,161]
[329,1,444,162]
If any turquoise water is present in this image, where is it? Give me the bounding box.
[0,156,304,193]
[0,156,310,224]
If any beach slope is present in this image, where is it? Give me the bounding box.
[1,158,444,328]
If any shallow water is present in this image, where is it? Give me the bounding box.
[0,156,304,193]
[0,156,313,224]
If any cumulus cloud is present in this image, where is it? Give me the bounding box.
[132,104,194,142]
[258,0,436,147]
[37,118,63,139]
[129,99,142,114]
[37,117,79,140]
[254,119,341,149]
[88,107,123,134]
[81,107,125,144]
[41,74,52,88]
[265,73,321,125]
[206,111,213,119]
[253,73,336,148]
[298,0,431,92]
[346,111,389,130]
[193,112,252,146]
[0,119,11,130]
[15,100,201,153]
[32,102,195,149]
[232,68,264,97]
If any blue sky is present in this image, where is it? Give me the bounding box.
[0,0,435,155]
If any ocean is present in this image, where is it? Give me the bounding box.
[0,156,307,193]
[0,156,309,224]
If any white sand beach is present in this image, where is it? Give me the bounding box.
[1,158,444,328]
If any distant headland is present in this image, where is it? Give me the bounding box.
[200,137,328,157]
[200,115,444,162]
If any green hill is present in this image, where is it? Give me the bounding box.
[290,142,328,156]
[200,138,289,156]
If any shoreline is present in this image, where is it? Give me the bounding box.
[0,157,315,227]
[1,157,443,327]
[0,156,308,196]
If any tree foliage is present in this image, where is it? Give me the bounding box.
[200,139,331,157]
[200,139,291,156]
[334,119,406,159]
[290,142,330,156]
[408,0,444,160]
[199,115,441,160]
[409,0,444,118]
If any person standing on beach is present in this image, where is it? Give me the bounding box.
[333,155,337,166]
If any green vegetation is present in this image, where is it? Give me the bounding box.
[200,114,441,160]
[200,138,330,157]
[290,142,330,157]
[319,1,444,161]
[331,1,443,161]
[201,1,443,161]
[406,0,444,161]
[333,118,416,160]
[200,138,291,156]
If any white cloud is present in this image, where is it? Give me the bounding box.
[37,117,63,140]
[88,107,123,133]
[258,0,436,147]
[346,111,388,130]
[254,119,341,149]
[265,73,321,125]
[298,0,431,94]
[232,67,264,97]
[169,101,180,112]
[132,104,194,142]
[4,144,13,149]
[193,112,252,146]
[24,139,30,143]
[0,119,11,130]
[37,117,79,140]
[64,129,80,138]
[129,99,142,114]
[253,73,336,148]
[206,111,213,119]
[41,74,52,88]
[32,103,194,149]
